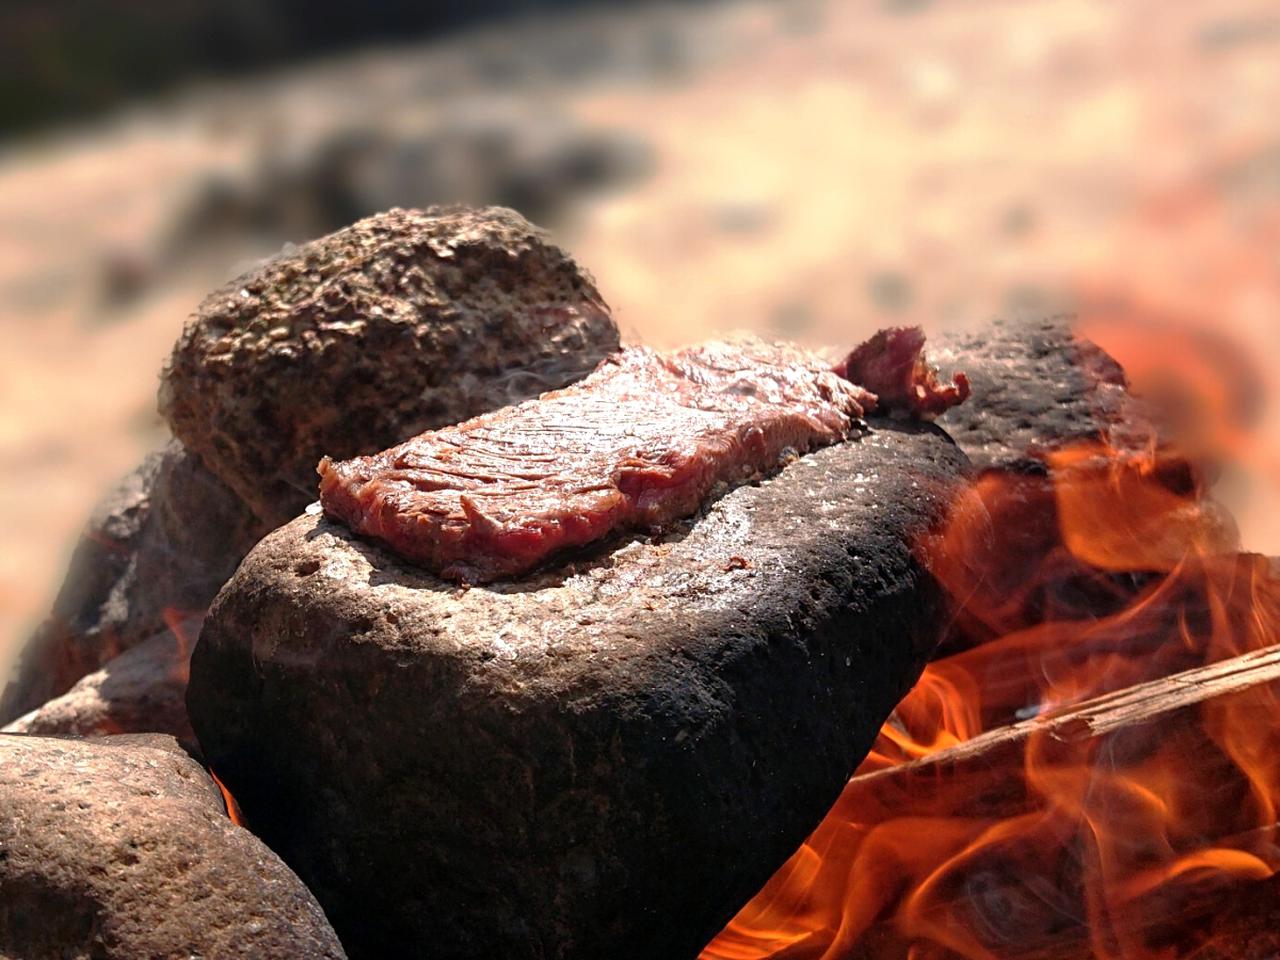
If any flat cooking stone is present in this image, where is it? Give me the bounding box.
[188,419,970,959]
[0,733,346,959]
[933,316,1154,469]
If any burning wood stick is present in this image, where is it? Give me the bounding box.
[849,643,1280,820]
[707,407,1280,960]
[712,645,1280,960]
[1185,871,1280,959]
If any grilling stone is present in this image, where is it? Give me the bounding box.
[187,418,969,959]
[932,315,1154,469]
[0,733,346,959]
[159,205,620,527]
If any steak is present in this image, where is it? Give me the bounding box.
[319,339,870,582]
[318,328,966,583]
[835,325,972,418]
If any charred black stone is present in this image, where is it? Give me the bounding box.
[188,420,969,959]
[0,441,260,725]
[932,315,1153,469]
[3,628,196,740]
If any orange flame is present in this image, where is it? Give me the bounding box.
[704,399,1280,957]
[210,767,248,828]
[160,606,205,684]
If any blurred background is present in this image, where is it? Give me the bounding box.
[2,0,1279,664]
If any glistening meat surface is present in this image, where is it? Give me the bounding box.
[319,339,870,582]
[835,325,971,418]
[319,330,966,583]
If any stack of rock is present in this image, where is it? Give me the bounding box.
[1,205,1155,959]
[0,206,619,959]
[1,206,620,738]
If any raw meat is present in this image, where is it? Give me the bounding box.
[319,329,967,582]
[319,339,871,582]
[835,325,971,418]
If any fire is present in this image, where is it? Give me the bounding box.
[171,605,245,828]
[704,377,1280,957]
[210,767,248,828]
[160,606,205,685]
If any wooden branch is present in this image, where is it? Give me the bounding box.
[838,645,1280,959]
[847,644,1280,823]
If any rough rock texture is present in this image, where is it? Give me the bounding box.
[159,205,621,526]
[3,626,196,741]
[188,420,970,959]
[932,315,1153,469]
[0,733,346,959]
[0,441,260,724]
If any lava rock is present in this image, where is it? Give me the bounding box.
[0,442,260,724]
[188,420,970,959]
[932,315,1154,469]
[3,625,197,741]
[0,733,346,959]
[159,205,620,526]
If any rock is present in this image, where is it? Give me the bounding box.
[169,104,652,253]
[0,442,260,724]
[187,419,970,959]
[2,625,197,741]
[0,733,346,959]
[932,315,1154,469]
[159,205,621,527]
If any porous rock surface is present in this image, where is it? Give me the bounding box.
[3,627,196,741]
[160,205,620,526]
[188,419,970,959]
[932,315,1153,469]
[0,733,346,959]
[0,441,260,725]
